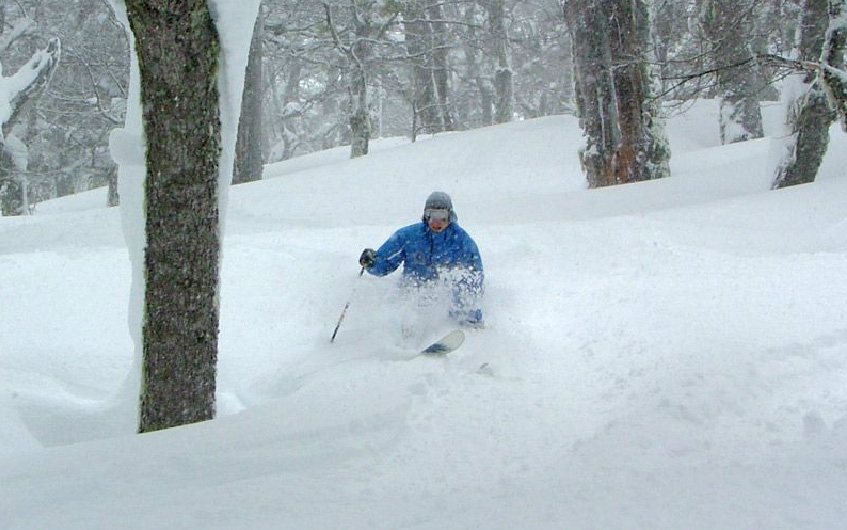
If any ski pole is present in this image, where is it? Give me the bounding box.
[330,266,365,343]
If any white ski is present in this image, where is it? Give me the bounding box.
[420,329,465,356]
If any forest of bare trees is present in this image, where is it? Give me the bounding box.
[1,0,845,213]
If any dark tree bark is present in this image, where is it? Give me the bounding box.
[773,0,834,189]
[124,0,222,433]
[565,0,670,188]
[234,9,264,185]
[566,0,616,186]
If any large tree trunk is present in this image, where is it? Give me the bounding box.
[567,0,617,186]
[566,0,670,188]
[233,9,264,184]
[606,0,671,184]
[124,0,222,434]
[773,0,834,189]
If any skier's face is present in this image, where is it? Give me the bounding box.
[426,209,450,233]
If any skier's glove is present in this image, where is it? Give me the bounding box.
[359,248,377,269]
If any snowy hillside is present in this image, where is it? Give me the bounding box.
[2,101,847,529]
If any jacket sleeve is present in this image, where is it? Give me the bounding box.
[368,229,407,277]
[458,231,484,296]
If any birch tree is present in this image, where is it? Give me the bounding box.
[324,0,401,158]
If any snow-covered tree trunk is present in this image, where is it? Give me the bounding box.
[489,0,513,124]
[403,0,439,136]
[123,0,223,433]
[0,38,61,215]
[820,0,847,130]
[607,0,671,184]
[773,0,834,189]
[428,2,455,132]
[233,9,264,184]
[565,0,670,188]
[699,0,766,144]
[567,0,617,186]
[348,45,371,158]
[462,2,494,126]
[325,0,386,159]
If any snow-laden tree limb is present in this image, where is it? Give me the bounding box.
[0,16,35,54]
[0,38,62,141]
[0,37,61,216]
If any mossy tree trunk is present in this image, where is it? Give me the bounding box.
[773,0,834,189]
[124,0,222,434]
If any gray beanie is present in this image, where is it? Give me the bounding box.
[423,191,458,223]
[425,191,453,211]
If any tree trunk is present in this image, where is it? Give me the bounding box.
[699,0,765,144]
[324,1,373,159]
[107,164,120,207]
[124,0,222,434]
[820,0,847,129]
[233,9,264,185]
[773,0,834,189]
[607,0,671,184]
[490,0,513,124]
[566,0,670,188]
[428,2,455,132]
[348,63,370,158]
[404,0,439,136]
[461,2,493,127]
[567,0,617,187]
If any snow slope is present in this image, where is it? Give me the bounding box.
[2,101,847,529]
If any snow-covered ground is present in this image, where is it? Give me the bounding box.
[2,100,847,529]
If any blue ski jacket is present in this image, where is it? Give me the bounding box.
[367,221,484,323]
[368,221,483,283]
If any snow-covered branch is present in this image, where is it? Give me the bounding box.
[0,38,62,140]
[0,16,35,54]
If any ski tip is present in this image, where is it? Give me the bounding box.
[419,329,465,356]
[421,343,450,355]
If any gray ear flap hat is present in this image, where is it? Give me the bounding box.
[422,191,458,223]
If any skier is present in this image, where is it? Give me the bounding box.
[359,191,484,327]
